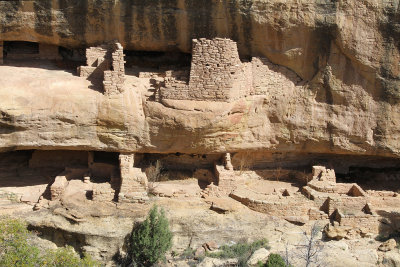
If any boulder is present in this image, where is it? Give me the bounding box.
[284,216,308,226]
[247,248,270,266]
[383,251,400,267]
[354,249,378,264]
[208,197,240,213]
[379,239,397,252]
[194,247,205,259]
[203,241,219,252]
[324,224,352,240]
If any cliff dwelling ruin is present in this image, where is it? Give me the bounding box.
[1,146,400,242]
[1,20,400,264]
[1,36,400,230]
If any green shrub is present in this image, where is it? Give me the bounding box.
[42,246,99,267]
[207,239,269,267]
[181,247,195,259]
[0,218,42,267]
[265,253,286,267]
[131,205,173,267]
[0,217,100,267]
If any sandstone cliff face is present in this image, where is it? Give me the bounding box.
[0,0,400,159]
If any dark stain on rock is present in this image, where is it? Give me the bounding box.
[239,0,253,55]
[0,1,23,33]
[228,0,239,43]
[161,0,178,46]
[58,0,88,44]
[145,0,161,42]
[123,0,135,44]
[34,0,53,37]
[378,4,400,103]
[87,0,111,41]
[185,0,215,40]
[322,67,334,105]
[379,4,400,52]
[133,0,146,43]
[312,21,338,77]
[377,71,400,104]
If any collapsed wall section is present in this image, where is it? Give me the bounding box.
[103,42,125,95]
[78,41,125,95]
[251,57,302,95]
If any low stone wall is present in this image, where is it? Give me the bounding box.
[92,183,115,202]
[230,189,312,217]
[333,210,380,234]
[78,41,125,95]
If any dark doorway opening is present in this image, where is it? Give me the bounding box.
[4,41,39,59]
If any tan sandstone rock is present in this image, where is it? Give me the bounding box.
[247,248,270,266]
[379,239,398,252]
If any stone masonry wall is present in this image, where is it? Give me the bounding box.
[159,70,190,100]
[78,45,109,82]
[103,42,125,95]
[159,38,252,102]
[118,153,148,203]
[78,41,125,95]
[251,57,302,95]
[159,38,305,102]
[188,38,247,101]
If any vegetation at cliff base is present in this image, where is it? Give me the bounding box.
[0,217,99,267]
[130,205,173,267]
[264,253,287,267]
[207,238,270,267]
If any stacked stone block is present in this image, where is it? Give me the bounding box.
[78,41,125,95]
[188,38,249,101]
[159,70,190,100]
[92,183,115,202]
[118,153,148,203]
[251,57,301,95]
[50,175,68,200]
[312,165,336,183]
[78,45,109,81]
[158,38,304,102]
[159,38,253,102]
[103,42,125,95]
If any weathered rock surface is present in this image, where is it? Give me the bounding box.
[383,251,400,267]
[379,239,398,252]
[247,248,270,266]
[198,257,238,267]
[0,1,399,161]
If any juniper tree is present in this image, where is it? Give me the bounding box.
[131,205,173,267]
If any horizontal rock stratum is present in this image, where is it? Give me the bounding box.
[0,0,400,159]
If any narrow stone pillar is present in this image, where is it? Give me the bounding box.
[118,153,148,203]
[223,153,233,170]
[0,41,3,64]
